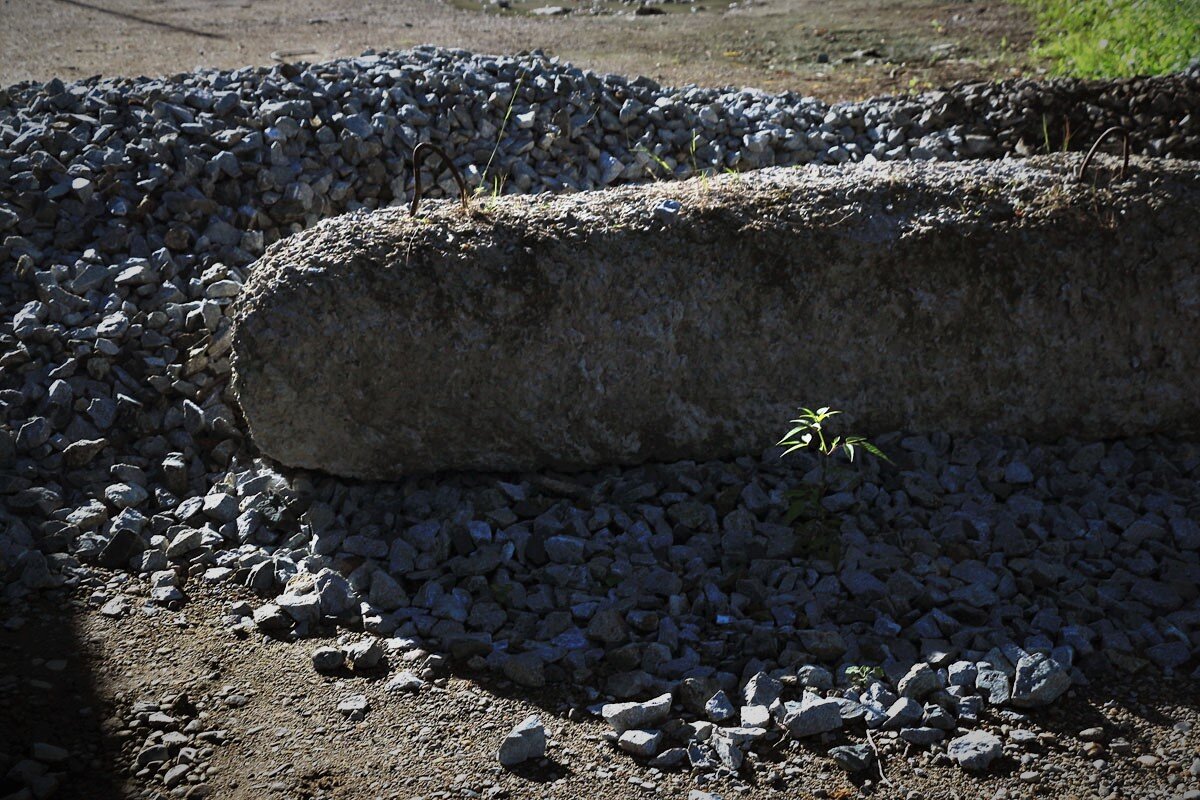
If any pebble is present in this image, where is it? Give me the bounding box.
[311,646,345,672]
[501,652,546,688]
[337,695,369,720]
[899,727,946,745]
[618,729,663,758]
[30,743,68,763]
[897,663,943,699]
[385,671,424,693]
[99,597,129,618]
[829,743,874,773]
[742,672,783,707]
[740,704,771,728]
[948,661,978,688]
[884,698,924,730]
[976,670,1012,705]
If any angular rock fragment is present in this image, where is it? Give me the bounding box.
[947,730,1003,771]
[603,692,673,734]
[1010,653,1071,707]
[782,694,843,737]
[499,715,545,766]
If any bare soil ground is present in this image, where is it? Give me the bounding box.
[0,0,1035,97]
[2,579,1198,800]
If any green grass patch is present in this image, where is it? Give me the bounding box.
[1016,0,1200,77]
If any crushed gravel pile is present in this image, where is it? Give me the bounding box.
[0,46,1197,262]
[2,46,1199,789]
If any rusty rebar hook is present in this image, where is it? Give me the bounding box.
[409,142,470,216]
[1076,126,1130,182]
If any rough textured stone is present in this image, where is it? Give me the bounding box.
[498,715,545,766]
[898,662,943,699]
[948,730,1004,771]
[311,646,345,672]
[617,729,663,758]
[603,693,673,734]
[829,743,874,773]
[233,157,1200,477]
[782,694,844,737]
[1010,653,1071,707]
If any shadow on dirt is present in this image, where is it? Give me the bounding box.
[0,587,126,798]
[51,0,225,39]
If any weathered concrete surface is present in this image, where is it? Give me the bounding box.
[231,155,1200,478]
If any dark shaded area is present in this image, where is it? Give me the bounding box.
[0,588,126,799]
[51,0,225,39]
[503,757,574,783]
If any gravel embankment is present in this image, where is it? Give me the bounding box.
[2,46,1199,798]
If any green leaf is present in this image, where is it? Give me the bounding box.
[845,442,856,462]
[780,425,810,441]
[860,440,893,464]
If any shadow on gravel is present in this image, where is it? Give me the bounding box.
[503,758,574,783]
[991,678,1200,767]
[0,589,125,799]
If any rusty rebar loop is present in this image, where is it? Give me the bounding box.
[1077,126,1130,182]
[410,142,470,216]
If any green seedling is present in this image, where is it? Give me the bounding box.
[845,664,885,688]
[778,406,891,560]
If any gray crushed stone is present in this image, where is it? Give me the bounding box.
[1,47,1198,785]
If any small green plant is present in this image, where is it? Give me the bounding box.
[635,145,674,181]
[778,406,891,530]
[1039,114,1075,154]
[689,129,715,184]
[905,76,933,94]
[477,71,525,202]
[845,664,884,688]
[475,173,508,213]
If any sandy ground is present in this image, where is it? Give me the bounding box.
[0,0,1034,97]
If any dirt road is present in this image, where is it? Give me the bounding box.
[1,0,1034,96]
